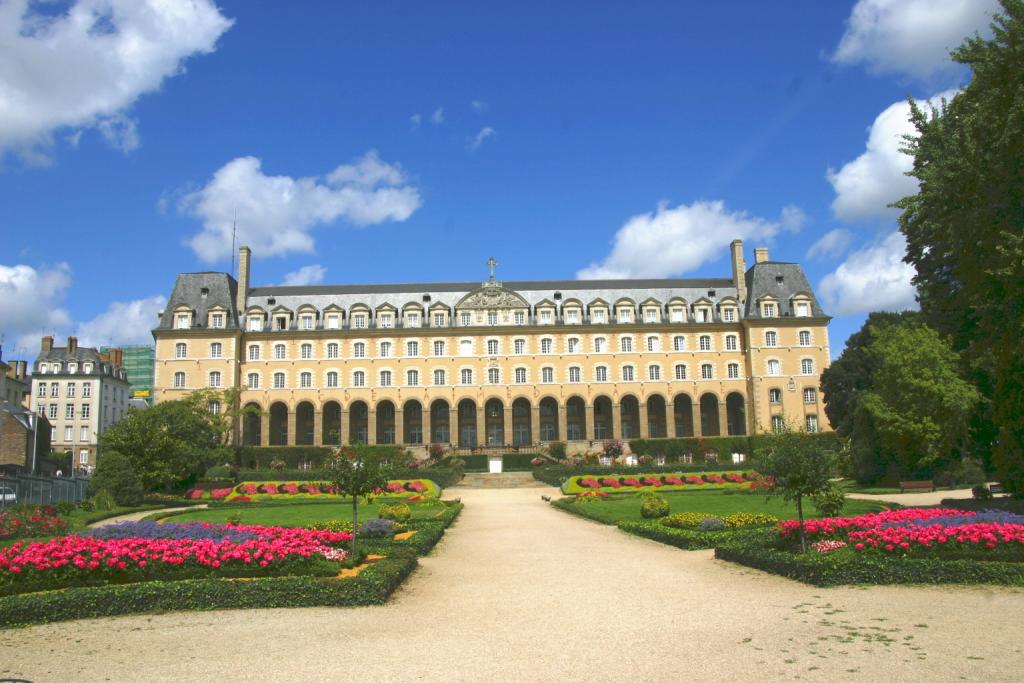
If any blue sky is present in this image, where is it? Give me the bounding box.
[0,0,999,362]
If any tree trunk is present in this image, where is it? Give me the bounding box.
[797,495,806,554]
[351,494,358,557]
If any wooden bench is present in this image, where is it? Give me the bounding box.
[990,483,1006,495]
[899,480,935,493]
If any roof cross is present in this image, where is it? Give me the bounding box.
[485,256,498,282]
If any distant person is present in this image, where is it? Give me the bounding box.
[55,469,63,478]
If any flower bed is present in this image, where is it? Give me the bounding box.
[562,470,761,494]
[0,506,68,541]
[0,522,354,597]
[184,478,441,502]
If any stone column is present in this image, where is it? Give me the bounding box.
[260,411,271,447]
[719,398,729,437]
[639,401,650,439]
[395,408,404,446]
[611,402,622,441]
[367,409,377,445]
[476,407,486,448]
[340,409,350,445]
[693,399,703,438]
[313,409,323,446]
[449,407,459,446]
[557,404,568,443]
[667,400,677,438]
[286,410,297,446]
[503,407,514,447]
[584,404,595,442]
[531,404,541,445]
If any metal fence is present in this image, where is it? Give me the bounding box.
[0,474,89,509]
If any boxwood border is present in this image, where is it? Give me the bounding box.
[0,555,417,628]
[618,520,759,550]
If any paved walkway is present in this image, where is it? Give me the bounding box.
[2,487,1023,682]
[86,505,208,528]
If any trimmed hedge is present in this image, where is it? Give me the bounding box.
[235,445,410,469]
[533,462,747,487]
[714,529,1024,586]
[561,470,757,494]
[0,555,417,628]
[628,432,841,459]
[941,497,1024,514]
[549,497,619,525]
[236,467,464,489]
[618,520,754,550]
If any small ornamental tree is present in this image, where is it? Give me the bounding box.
[328,446,395,556]
[754,424,838,553]
[89,450,144,506]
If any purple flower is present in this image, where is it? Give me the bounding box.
[89,521,259,543]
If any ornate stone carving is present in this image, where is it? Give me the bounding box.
[456,284,528,310]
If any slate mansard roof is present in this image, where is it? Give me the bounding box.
[154,262,827,332]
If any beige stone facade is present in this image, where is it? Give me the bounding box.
[153,241,831,452]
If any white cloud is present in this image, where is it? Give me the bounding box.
[577,200,787,279]
[832,0,997,79]
[0,0,232,162]
[281,265,327,287]
[818,231,917,315]
[806,228,854,260]
[471,100,489,113]
[431,107,445,125]
[181,150,422,263]
[409,113,421,130]
[469,126,495,152]
[75,296,167,348]
[780,204,807,232]
[0,263,73,353]
[827,91,956,222]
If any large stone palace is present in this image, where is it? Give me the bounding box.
[152,240,831,451]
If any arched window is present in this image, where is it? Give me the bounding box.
[622,365,635,381]
[488,368,500,384]
[772,415,784,433]
[174,343,187,359]
[674,364,687,380]
[353,371,366,387]
[433,340,445,356]
[595,366,608,382]
[461,369,474,385]
[806,415,819,432]
[699,335,711,351]
[725,335,738,351]
[648,365,660,381]
[407,369,419,386]
[768,388,781,403]
[208,400,220,415]
[620,337,633,352]
[567,338,579,353]
[515,368,527,383]
[804,388,817,403]
[407,341,419,356]
[487,339,499,355]
[380,342,392,358]
[801,358,814,375]
[274,344,286,359]
[460,340,474,356]
[727,363,739,379]
[380,370,392,386]
[210,342,222,358]
[765,331,778,347]
[701,363,713,379]
[300,372,312,388]
[514,339,526,354]
[541,338,553,354]
[273,372,286,388]
[247,373,259,389]
[353,342,366,358]
[541,367,554,383]
[594,337,606,353]
[301,343,312,359]
[646,336,660,352]
[248,345,260,361]
[327,371,339,388]
[327,342,339,358]
[208,371,221,388]
[568,367,581,383]
[434,369,446,385]
[799,330,811,346]
[673,336,685,351]
[767,359,781,376]
[174,372,186,388]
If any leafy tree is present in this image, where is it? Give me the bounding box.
[754,425,837,553]
[99,399,218,489]
[853,323,979,481]
[896,0,1024,494]
[820,311,920,436]
[187,388,260,447]
[89,451,144,506]
[328,446,396,556]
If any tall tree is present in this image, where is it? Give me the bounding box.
[853,323,979,481]
[329,446,395,557]
[896,0,1024,494]
[820,311,920,436]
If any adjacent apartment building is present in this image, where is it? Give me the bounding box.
[152,240,831,452]
[0,352,30,408]
[29,337,131,469]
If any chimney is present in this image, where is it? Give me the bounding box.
[730,239,747,305]
[754,247,770,264]
[67,336,78,353]
[41,336,53,353]
[236,245,251,314]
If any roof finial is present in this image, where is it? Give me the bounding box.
[485,256,498,283]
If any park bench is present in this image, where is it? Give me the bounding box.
[990,483,1005,495]
[899,480,935,493]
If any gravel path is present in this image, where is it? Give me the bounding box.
[3,487,1023,682]
[86,505,208,528]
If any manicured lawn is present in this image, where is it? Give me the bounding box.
[161,499,438,527]
[568,491,889,524]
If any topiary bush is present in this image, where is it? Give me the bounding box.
[697,517,726,532]
[89,452,144,506]
[973,483,994,500]
[640,495,670,519]
[379,503,412,523]
[811,481,846,518]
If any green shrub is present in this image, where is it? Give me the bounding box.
[379,503,412,523]
[306,519,354,534]
[723,512,779,528]
[662,512,715,529]
[620,521,757,550]
[697,517,726,532]
[973,484,994,500]
[640,496,670,519]
[811,481,846,518]
[89,451,144,506]
[935,459,986,487]
[548,442,567,459]
[204,465,233,481]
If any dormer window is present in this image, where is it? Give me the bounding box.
[83,363,92,373]
[762,302,778,318]
[407,312,420,328]
[174,313,191,329]
[540,309,552,324]
[514,311,526,325]
[353,313,367,329]
[670,307,685,323]
[592,309,606,324]
[210,313,224,328]
[487,311,498,326]
[378,313,393,328]
[618,308,632,323]
[644,309,658,323]
[566,309,579,324]
[68,363,77,373]
[274,315,289,331]
[433,312,446,327]
[794,301,810,317]
[460,312,472,326]
[722,307,736,322]
[247,314,264,332]
[326,314,340,330]
[300,315,314,330]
